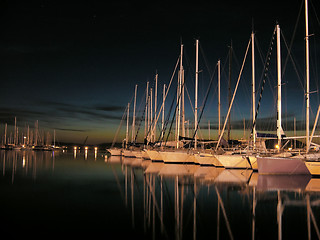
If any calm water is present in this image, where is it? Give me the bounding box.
[1,150,320,239]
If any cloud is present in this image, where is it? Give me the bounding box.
[30,99,125,122]
[93,104,124,112]
[54,127,87,132]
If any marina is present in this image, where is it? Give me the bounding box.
[1,0,320,239]
[106,0,320,177]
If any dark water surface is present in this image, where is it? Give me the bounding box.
[1,150,320,239]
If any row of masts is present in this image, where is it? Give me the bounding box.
[122,39,223,150]
[123,0,313,153]
[122,32,266,151]
[1,117,57,149]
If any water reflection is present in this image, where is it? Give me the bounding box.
[0,150,55,182]
[0,149,105,182]
[107,155,320,240]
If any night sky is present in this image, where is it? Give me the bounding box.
[0,0,319,144]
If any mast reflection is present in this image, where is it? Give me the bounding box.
[107,155,320,240]
[0,150,55,183]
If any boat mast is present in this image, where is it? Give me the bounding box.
[182,68,185,138]
[126,102,130,148]
[27,125,29,145]
[305,0,310,152]
[176,44,183,149]
[228,41,232,141]
[145,82,149,141]
[14,116,17,146]
[35,120,38,146]
[161,84,166,141]
[276,24,282,151]
[154,73,158,142]
[4,123,7,145]
[195,39,199,150]
[215,38,251,150]
[218,60,221,135]
[131,84,137,143]
[252,31,256,149]
[150,88,153,142]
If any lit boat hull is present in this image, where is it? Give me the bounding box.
[160,151,196,164]
[305,161,320,175]
[122,149,136,158]
[193,153,223,167]
[132,150,142,158]
[142,150,150,160]
[145,150,163,161]
[214,154,255,169]
[257,156,310,175]
[108,148,122,156]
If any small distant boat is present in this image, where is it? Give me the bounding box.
[108,148,122,156]
[32,145,53,151]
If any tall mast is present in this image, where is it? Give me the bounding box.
[195,39,199,150]
[276,24,282,151]
[150,88,153,142]
[305,0,310,152]
[131,84,137,143]
[161,84,166,141]
[154,73,158,142]
[4,123,7,145]
[145,82,149,140]
[228,41,232,141]
[176,44,183,148]
[252,31,256,148]
[27,125,29,145]
[14,117,17,146]
[126,102,130,148]
[218,60,221,135]
[53,129,56,148]
[182,69,185,138]
[35,120,38,146]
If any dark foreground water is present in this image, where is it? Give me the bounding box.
[1,150,320,239]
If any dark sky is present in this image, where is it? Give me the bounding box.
[0,0,319,144]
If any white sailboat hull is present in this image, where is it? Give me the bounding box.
[122,149,136,158]
[193,153,223,167]
[108,148,122,156]
[145,150,163,161]
[214,154,255,169]
[160,151,196,164]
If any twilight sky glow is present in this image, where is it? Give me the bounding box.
[0,0,319,144]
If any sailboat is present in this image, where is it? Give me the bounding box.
[257,0,319,175]
[154,42,194,164]
[212,32,259,170]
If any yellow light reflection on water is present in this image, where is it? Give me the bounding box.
[73,146,77,158]
[94,147,98,160]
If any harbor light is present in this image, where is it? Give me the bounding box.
[275,144,280,150]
